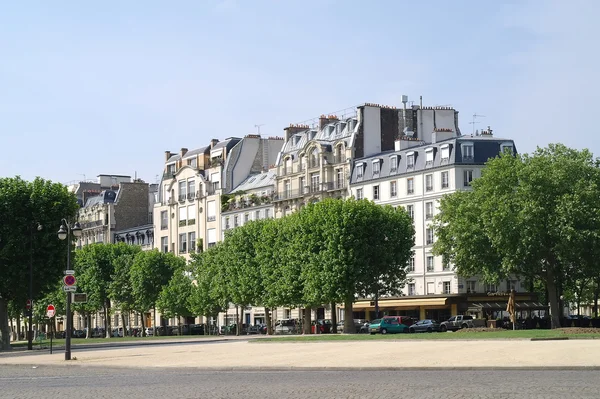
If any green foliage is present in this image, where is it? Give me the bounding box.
[189,244,228,318]
[130,250,181,314]
[156,267,194,319]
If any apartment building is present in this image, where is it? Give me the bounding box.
[348,123,542,321]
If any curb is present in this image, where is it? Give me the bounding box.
[530,337,569,341]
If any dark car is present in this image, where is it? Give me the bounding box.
[311,319,333,334]
[408,319,441,333]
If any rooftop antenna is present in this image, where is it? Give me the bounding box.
[470,113,486,135]
[254,124,265,135]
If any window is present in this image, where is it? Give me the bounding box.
[244,213,249,223]
[506,280,517,291]
[179,233,187,254]
[311,173,320,192]
[425,202,433,219]
[336,169,344,189]
[427,256,434,271]
[299,177,306,194]
[188,232,196,252]
[462,144,474,161]
[284,157,292,174]
[161,237,168,253]
[187,158,197,168]
[225,217,230,229]
[443,281,451,294]
[178,181,187,201]
[441,171,449,189]
[207,200,216,222]
[407,154,415,169]
[178,206,187,225]
[426,227,434,245]
[284,180,291,198]
[441,145,450,161]
[166,164,176,175]
[255,210,260,220]
[406,204,414,220]
[373,185,380,200]
[407,178,414,194]
[390,181,397,197]
[425,174,433,191]
[425,149,434,166]
[443,257,451,270]
[187,180,195,199]
[500,142,513,154]
[310,148,319,168]
[464,170,473,186]
[187,205,196,225]
[160,211,168,230]
[234,215,239,227]
[408,283,415,296]
[390,156,398,173]
[372,160,380,176]
[265,209,270,218]
[357,164,364,179]
[485,283,498,293]
[356,188,364,200]
[467,281,476,293]
[427,282,435,295]
[408,257,415,272]
[207,228,217,246]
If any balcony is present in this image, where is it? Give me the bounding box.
[207,216,216,222]
[187,218,196,226]
[187,192,196,201]
[462,155,474,163]
[333,155,346,164]
[325,181,347,191]
[178,194,187,202]
[274,184,329,201]
[160,223,168,230]
[81,220,103,229]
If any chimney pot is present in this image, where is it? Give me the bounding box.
[165,151,172,162]
[210,139,219,148]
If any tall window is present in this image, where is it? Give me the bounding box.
[284,180,291,198]
[464,170,474,186]
[425,202,433,219]
[234,215,239,227]
[425,149,434,166]
[406,205,414,220]
[207,200,216,222]
[408,283,415,296]
[390,156,398,173]
[160,211,168,230]
[188,205,196,224]
[506,280,517,291]
[467,281,476,293]
[178,233,187,254]
[372,160,380,176]
[188,232,196,252]
[485,283,498,293]
[373,185,380,200]
[443,281,451,294]
[425,174,433,191]
[441,171,449,189]
[407,154,415,169]
[441,146,450,161]
[161,237,168,253]
[244,213,250,223]
[356,188,364,200]
[255,210,260,220]
[310,148,319,168]
[207,228,217,247]
[265,209,270,218]
[299,177,306,193]
[187,180,195,199]
[390,181,397,197]
[336,169,344,189]
[357,164,364,179]
[427,256,434,271]
[426,227,434,245]
[178,181,187,201]
[225,217,230,229]
[462,145,474,161]
[407,178,414,194]
[178,207,187,225]
[310,173,320,192]
[408,257,415,272]
[188,157,197,168]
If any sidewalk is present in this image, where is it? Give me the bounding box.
[2,338,600,370]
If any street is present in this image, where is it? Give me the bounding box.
[1,365,599,399]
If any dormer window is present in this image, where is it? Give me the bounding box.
[407,152,415,169]
[372,160,381,176]
[425,148,434,167]
[294,135,301,146]
[440,144,450,163]
[357,163,364,179]
[462,143,474,162]
[390,155,398,173]
[500,142,513,154]
[309,131,317,140]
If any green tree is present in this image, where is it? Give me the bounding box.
[156,268,194,334]
[0,176,79,350]
[433,144,599,328]
[109,246,141,336]
[130,250,181,331]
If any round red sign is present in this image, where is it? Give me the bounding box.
[63,275,76,286]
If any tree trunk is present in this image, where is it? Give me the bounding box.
[0,298,11,350]
[121,312,127,337]
[103,304,110,338]
[547,268,561,329]
[85,313,91,338]
[303,306,311,335]
[16,315,21,342]
[265,307,272,335]
[235,305,239,336]
[344,295,354,334]
[594,279,600,319]
[140,313,146,337]
[9,317,14,342]
[330,302,337,333]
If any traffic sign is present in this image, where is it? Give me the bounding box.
[63,275,76,287]
[63,285,77,292]
[64,270,75,275]
[26,299,32,310]
[72,293,87,303]
[47,304,55,318]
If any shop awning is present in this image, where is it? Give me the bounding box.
[349,297,449,310]
[467,301,547,311]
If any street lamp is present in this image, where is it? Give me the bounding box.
[57,219,81,361]
[27,223,43,351]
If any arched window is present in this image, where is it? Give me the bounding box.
[310,147,319,168]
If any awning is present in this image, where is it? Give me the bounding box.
[467,301,547,311]
[350,297,449,310]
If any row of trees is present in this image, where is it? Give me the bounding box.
[190,198,415,334]
[433,144,600,328]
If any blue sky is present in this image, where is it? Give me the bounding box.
[1,0,599,184]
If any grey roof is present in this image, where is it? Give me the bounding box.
[183,146,209,159]
[212,137,241,151]
[279,118,357,161]
[83,189,120,208]
[231,170,276,192]
[166,154,180,163]
[350,136,517,184]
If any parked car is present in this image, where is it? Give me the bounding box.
[144,327,154,336]
[369,317,410,334]
[337,319,369,333]
[408,319,441,333]
[311,319,333,334]
[439,315,475,332]
[274,319,299,334]
[385,316,416,328]
[247,324,267,335]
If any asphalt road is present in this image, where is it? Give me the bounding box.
[1,366,599,399]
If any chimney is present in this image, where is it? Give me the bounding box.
[180,148,188,158]
[319,114,339,130]
[395,139,401,151]
[284,124,309,143]
[165,151,172,162]
[210,139,219,148]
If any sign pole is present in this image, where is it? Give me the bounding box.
[50,318,53,355]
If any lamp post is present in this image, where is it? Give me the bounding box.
[57,220,81,361]
[27,223,43,351]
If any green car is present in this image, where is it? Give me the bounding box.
[369,317,410,334]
